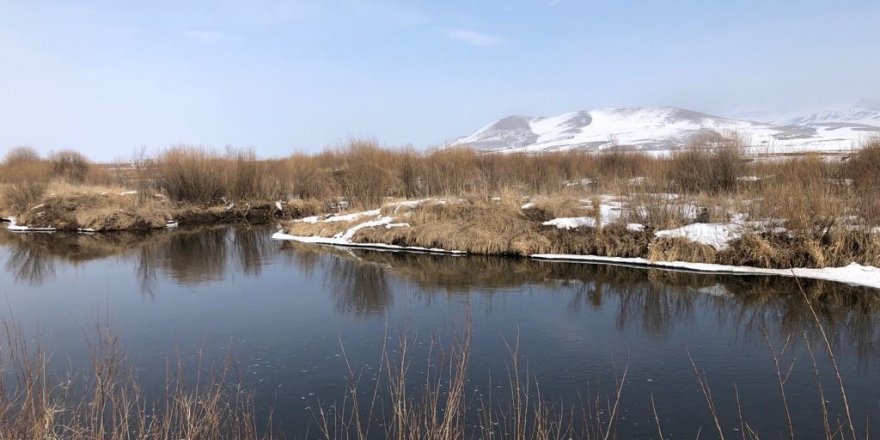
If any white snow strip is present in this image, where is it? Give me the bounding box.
[119,190,138,196]
[626,223,646,232]
[297,200,439,225]
[272,231,464,254]
[299,209,382,225]
[335,216,393,241]
[655,223,741,251]
[521,202,536,210]
[5,217,56,233]
[324,209,382,223]
[530,254,880,290]
[543,217,597,229]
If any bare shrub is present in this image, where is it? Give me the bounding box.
[1,180,48,215]
[0,151,51,214]
[421,147,480,195]
[754,156,849,232]
[666,133,745,194]
[333,140,399,209]
[278,154,336,201]
[227,146,264,199]
[131,146,156,204]
[596,147,650,181]
[157,146,227,204]
[397,146,425,198]
[847,138,880,223]
[2,146,41,166]
[49,150,91,183]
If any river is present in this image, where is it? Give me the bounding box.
[0,225,877,438]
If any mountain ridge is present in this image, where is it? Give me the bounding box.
[453,103,880,154]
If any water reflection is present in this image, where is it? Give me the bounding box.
[0,226,276,289]
[326,254,392,317]
[1,227,878,362]
[281,244,880,362]
[3,244,56,285]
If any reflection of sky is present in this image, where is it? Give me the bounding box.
[0,227,878,438]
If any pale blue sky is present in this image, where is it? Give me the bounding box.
[1,0,879,160]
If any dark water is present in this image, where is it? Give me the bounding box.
[1,225,879,438]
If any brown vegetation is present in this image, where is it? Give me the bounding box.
[49,150,91,183]
[0,321,265,439]
[4,135,880,252]
[666,133,745,194]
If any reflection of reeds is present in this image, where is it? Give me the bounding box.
[233,226,276,276]
[0,226,285,291]
[326,255,392,317]
[3,245,56,285]
[282,245,880,363]
[0,320,265,439]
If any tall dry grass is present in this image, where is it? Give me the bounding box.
[156,146,229,203]
[847,137,880,223]
[0,320,267,440]
[667,133,745,194]
[316,285,869,440]
[0,148,51,214]
[49,150,91,183]
[5,134,879,237]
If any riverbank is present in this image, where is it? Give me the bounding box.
[274,197,880,289]
[1,182,320,232]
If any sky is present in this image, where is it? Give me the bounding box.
[1,0,879,160]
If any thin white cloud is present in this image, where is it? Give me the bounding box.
[183,30,243,43]
[442,28,504,47]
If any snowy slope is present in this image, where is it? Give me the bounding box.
[786,100,880,127]
[454,105,880,155]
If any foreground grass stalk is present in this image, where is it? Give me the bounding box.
[793,275,858,440]
[0,320,266,440]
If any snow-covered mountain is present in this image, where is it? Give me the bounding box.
[785,101,880,127]
[453,105,879,155]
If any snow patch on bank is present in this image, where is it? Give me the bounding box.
[530,254,880,290]
[274,200,880,290]
[4,217,56,233]
[301,209,382,224]
[272,230,463,254]
[655,223,740,250]
[543,217,597,229]
[337,216,394,241]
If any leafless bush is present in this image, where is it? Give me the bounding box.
[157,146,228,203]
[847,137,880,222]
[227,146,264,199]
[333,140,399,208]
[667,133,745,194]
[49,150,91,183]
[2,146,41,166]
[0,151,50,214]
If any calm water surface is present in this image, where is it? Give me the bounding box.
[1,225,878,438]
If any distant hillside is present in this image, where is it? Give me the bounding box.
[453,104,880,154]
